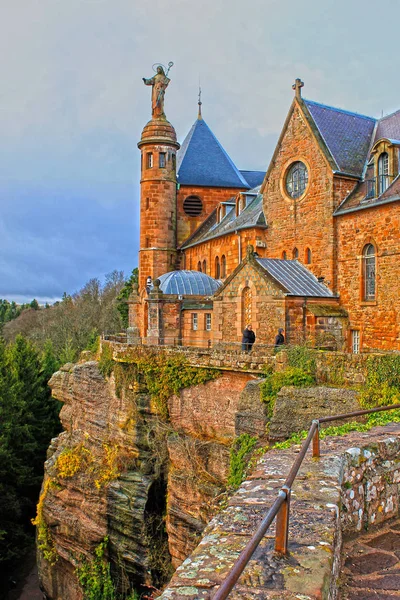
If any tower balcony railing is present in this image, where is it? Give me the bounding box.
[365,174,395,199]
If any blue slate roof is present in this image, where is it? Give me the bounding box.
[240,170,266,188]
[157,270,221,296]
[304,99,376,177]
[177,118,250,188]
[256,258,334,297]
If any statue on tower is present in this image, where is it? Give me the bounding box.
[142,62,173,118]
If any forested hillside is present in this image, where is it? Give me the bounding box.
[2,268,137,363]
[0,268,137,594]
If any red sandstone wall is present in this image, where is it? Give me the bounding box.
[177,185,244,247]
[183,229,268,279]
[263,102,339,287]
[213,261,286,345]
[181,309,213,348]
[336,202,400,351]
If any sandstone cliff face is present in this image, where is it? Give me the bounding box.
[38,358,258,598]
[39,361,164,599]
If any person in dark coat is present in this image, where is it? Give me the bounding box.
[274,328,285,351]
[242,324,256,352]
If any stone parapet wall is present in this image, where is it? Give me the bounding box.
[160,423,400,599]
[106,340,276,374]
[106,340,394,387]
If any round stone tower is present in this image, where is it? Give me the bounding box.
[137,117,180,291]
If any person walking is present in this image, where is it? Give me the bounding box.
[242,324,256,352]
[274,328,285,352]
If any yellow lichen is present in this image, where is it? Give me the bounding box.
[31,478,58,565]
[55,443,93,478]
[94,444,121,489]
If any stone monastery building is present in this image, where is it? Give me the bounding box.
[129,73,400,353]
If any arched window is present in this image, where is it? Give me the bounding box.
[197,261,202,272]
[282,251,287,260]
[363,244,376,301]
[242,286,252,329]
[293,247,299,259]
[306,248,312,264]
[215,256,220,279]
[378,152,389,194]
[221,255,226,278]
[202,259,207,274]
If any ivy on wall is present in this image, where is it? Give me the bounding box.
[99,344,220,419]
[360,354,400,408]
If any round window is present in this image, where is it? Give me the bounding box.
[183,196,203,216]
[285,161,308,198]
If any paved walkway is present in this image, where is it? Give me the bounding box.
[341,519,400,599]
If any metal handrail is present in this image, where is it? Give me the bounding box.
[212,402,400,599]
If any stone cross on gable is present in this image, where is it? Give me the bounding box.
[292,78,304,99]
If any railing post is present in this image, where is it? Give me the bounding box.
[312,419,320,458]
[275,486,291,554]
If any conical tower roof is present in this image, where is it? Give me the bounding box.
[177,117,250,188]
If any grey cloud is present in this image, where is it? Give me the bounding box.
[0,0,399,300]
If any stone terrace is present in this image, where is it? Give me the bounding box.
[160,423,400,599]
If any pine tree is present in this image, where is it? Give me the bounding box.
[116,268,138,328]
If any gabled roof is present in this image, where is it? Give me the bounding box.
[304,99,376,178]
[181,191,266,249]
[256,258,334,297]
[240,170,266,188]
[157,270,221,296]
[375,109,400,141]
[177,117,250,188]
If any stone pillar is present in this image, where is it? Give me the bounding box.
[127,283,141,345]
[146,279,164,346]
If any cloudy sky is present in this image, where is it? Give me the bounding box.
[1,0,399,302]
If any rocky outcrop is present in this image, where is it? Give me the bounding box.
[269,386,360,441]
[39,361,165,598]
[38,347,366,598]
[38,359,259,598]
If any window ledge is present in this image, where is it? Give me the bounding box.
[360,300,377,306]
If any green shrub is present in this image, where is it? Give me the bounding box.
[107,347,219,420]
[274,408,400,450]
[228,434,258,488]
[286,344,316,375]
[261,366,315,416]
[360,355,400,408]
[76,538,115,600]
[98,344,115,378]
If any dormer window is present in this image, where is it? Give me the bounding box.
[369,139,399,199]
[217,204,226,223]
[378,152,389,194]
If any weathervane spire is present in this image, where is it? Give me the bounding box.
[198,85,202,119]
